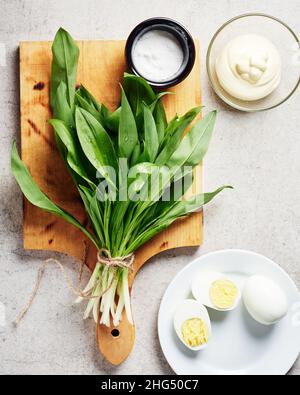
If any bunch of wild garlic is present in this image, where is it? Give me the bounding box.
[11,28,231,327]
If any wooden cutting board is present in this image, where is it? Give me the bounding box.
[19,39,203,365]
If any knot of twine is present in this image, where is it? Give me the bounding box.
[14,245,134,327]
[97,248,134,271]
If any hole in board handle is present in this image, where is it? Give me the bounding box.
[111,329,120,338]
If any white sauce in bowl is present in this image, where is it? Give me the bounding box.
[215,34,282,101]
[132,30,184,82]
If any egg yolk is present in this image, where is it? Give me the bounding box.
[181,318,209,347]
[209,279,238,309]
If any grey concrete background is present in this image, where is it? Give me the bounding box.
[0,0,299,375]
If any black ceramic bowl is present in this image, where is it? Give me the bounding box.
[125,17,196,88]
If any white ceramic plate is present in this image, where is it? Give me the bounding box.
[158,249,300,375]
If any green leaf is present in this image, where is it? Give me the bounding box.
[125,220,174,254]
[49,119,96,187]
[50,28,79,112]
[163,185,233,219]
[103,199,112,251]
[135,165,173,212]
[156,106,202,165]
[126,186,232,254]
[110,162,158,247]
[78,186,105,246]
[163,114,179,141]
[102,106,121,134]
[11,142,98,248]
[137,110,214,208]
[130,170,194,238]
[75,107,118,187]
[159,169,194,211]
[123,73,156,116]
[153,100,167,145]
[131,144,141,167]
[75,92,103,124]
[77,85,102,112]
[52,81,74,128]
[167,111,217,168]
[143,105,159,162]
[118,87,138,158]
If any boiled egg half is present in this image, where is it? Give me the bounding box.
[173,299,211,351]
[192,271,241,311]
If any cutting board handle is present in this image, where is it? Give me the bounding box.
[97,313,136,365]
[96,250,147,365]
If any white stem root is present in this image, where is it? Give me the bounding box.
[76,262,133,327]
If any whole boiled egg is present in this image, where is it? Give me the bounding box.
[192,271,241,311]
[243,275,289,325]
[173,299,211,351]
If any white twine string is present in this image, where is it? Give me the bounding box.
[14,247,134,326]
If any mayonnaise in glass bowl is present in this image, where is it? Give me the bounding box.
[206,13,300,112]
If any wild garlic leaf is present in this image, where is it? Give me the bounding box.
[53,81,75,128]
[75,92,103,124]
[133,170,194,237]
[49,118,96,188]
[11,142,98,248]
[50,28,79,112]
[75,107,118,188]
[123,85,169,136]
[148,92,173,113]
[136,165,173,213]
[162,185,233,220]
[159,169,194,211]
[118,87,138,159]
[167,111,217,168]
[78,185,105,247]
[77,85,102,112]
[130,144,141,167]
[102,106,121,134]
[162,114,180,143]
[125,220,175,254]
[123,72,156,116]
[156,106,202,165]
[110,162,156,237]
[143,105,159,162]
[153,100,167,145]
[103,199,112,251]
[127,186,232,254]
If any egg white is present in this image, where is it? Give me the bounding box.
[192,271,241,311]
[173,299,212,351]
[243,275,289,325]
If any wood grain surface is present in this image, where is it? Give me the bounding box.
[20,39,202,364]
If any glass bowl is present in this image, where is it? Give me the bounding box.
[206,13,300,112]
